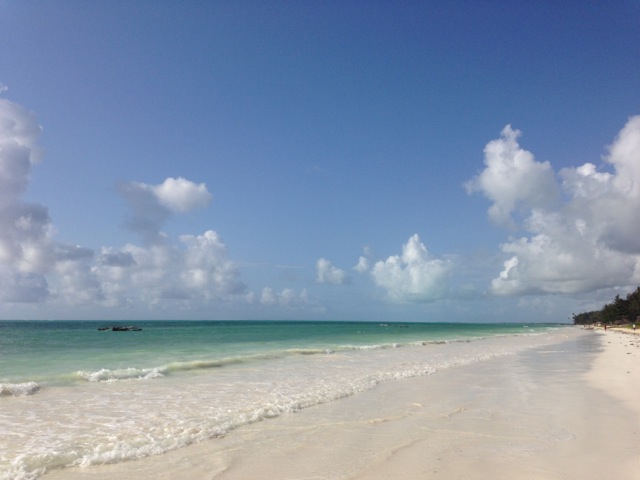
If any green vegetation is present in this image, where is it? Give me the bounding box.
[573,287,640,325]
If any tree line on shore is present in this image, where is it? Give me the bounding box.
[572,287,640,325]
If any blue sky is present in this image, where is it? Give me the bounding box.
[0,1,639,322]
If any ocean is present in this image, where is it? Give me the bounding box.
[0,320,570,480]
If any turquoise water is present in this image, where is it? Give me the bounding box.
[0,320,570,480]
[1,320,557,385]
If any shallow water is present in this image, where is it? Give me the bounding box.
[0,321,569,480]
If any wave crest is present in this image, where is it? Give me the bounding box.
[0,381,40,397]
[75,367,166,382]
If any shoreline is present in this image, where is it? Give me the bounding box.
[44,328,640,479]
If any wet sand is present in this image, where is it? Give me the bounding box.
[46,328,640,479]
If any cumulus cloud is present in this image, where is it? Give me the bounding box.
[465,125,559,227]
[0,98,46,216]
[0,97,110,306]
[53,249,104,305]
[39,177,224,308]
[354,256,369,273]
[0,94,253,312]
[0,98,54,303]
[152,177,212,213]
[370,234,451,302]
[316,258,350,285]
[470,117,640,296]
[91,230,246,308]
[180,230,246,295]
[559,117,640,255]
[119,177,212,245]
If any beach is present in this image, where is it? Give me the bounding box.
[39,327,640,480]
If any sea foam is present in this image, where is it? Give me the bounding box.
[75,367,166,382]
[0,382,40,397]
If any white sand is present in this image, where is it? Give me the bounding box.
[588,328,640,415]
[45,328,640,480]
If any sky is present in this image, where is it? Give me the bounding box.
[0,1,639,322]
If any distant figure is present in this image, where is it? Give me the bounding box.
[634,324,636,331]
[604,325,607,331]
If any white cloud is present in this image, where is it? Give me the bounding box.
[152,177,212,213]
[354,256,369,273]
[180,230,246,295]
[560,116,640,254]
[0,99,54,303]
[91,230,246,307]
[259,287,309,308]
[465,125,559,227]
[43,228,248,311]
[471,117,640,296]
[0,96,263,314]
[53,250,104,305]
[0,95,247,310]
[353,246,372,273]
[260,287,277,305]
[0,98,110,306]
[118,177,212,245]
[0,99,42,164]
[354,256,368,273]
[316,258,350,285]
[370,234,451,303]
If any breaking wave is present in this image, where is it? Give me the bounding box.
[0,382,40,397]
[75,367,167,382]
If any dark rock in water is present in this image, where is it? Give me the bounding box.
[112,326,142,331]
[98,326,142,331]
